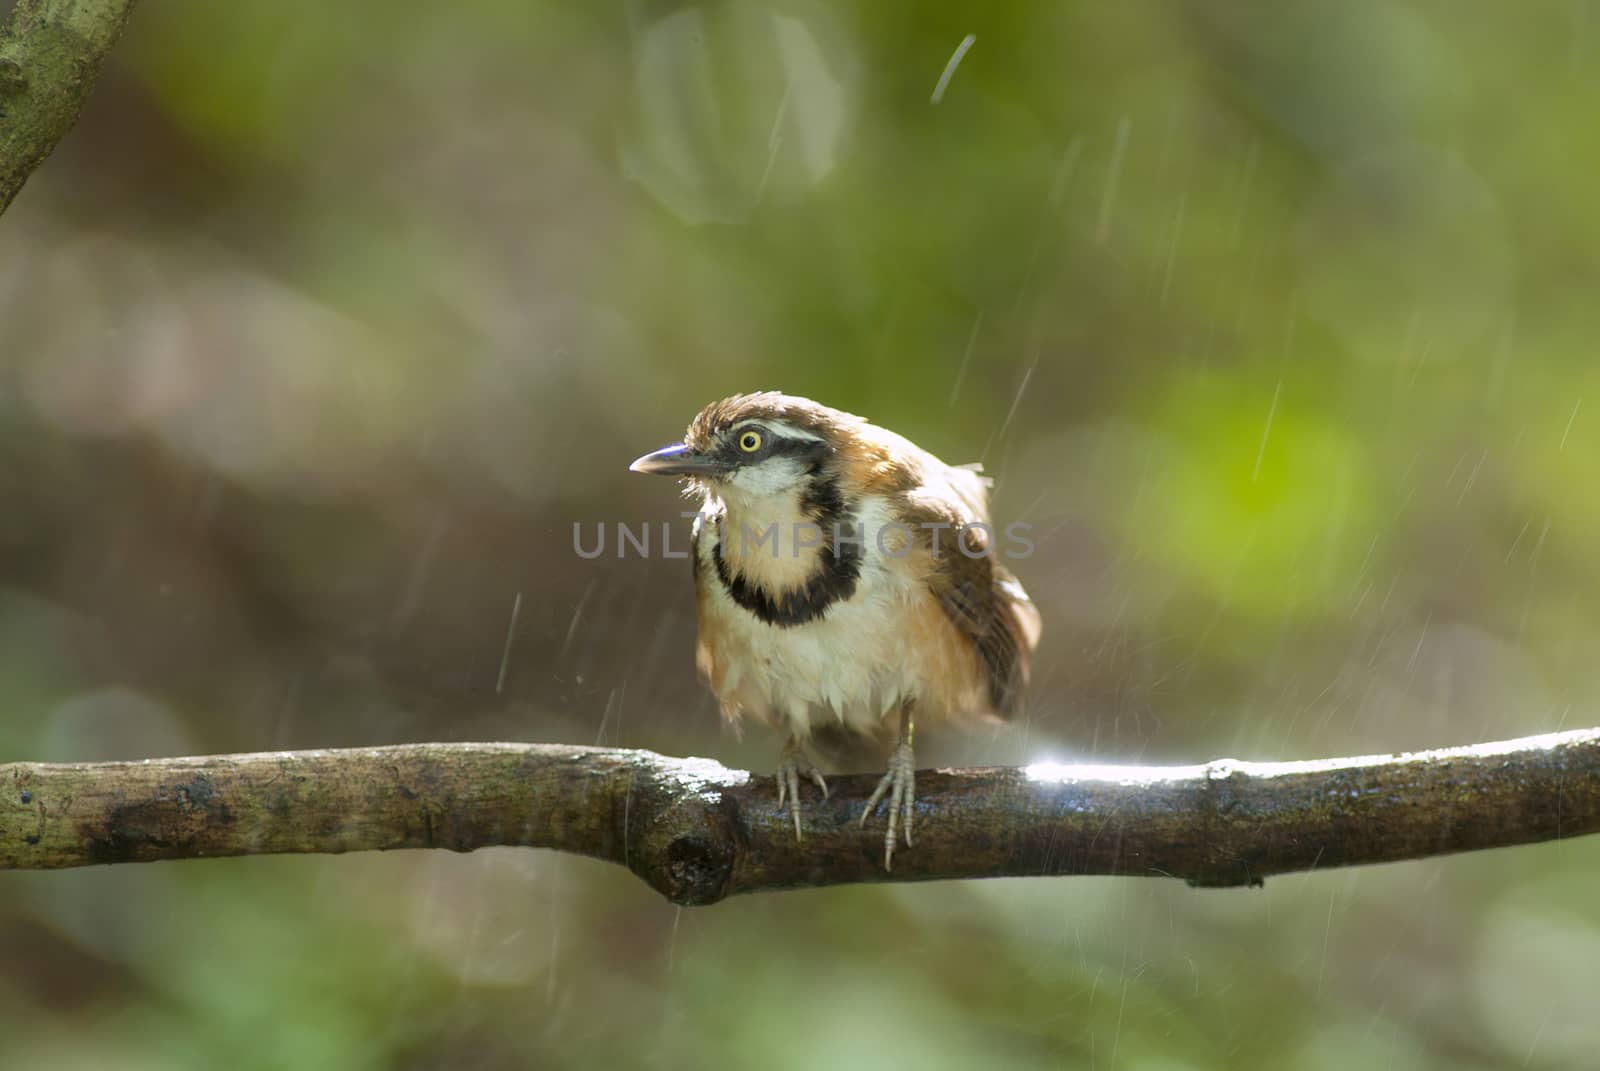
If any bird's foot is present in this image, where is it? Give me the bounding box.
[775,740,829,842]
[860,741,915,870]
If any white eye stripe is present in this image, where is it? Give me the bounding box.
[744,419,822,442]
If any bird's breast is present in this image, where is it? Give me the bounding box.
[693,497,986,739]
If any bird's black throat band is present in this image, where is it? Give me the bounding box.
[707,472,862,628]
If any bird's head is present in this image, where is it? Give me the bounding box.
[629,392,864,507]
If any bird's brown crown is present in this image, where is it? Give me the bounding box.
[685,392,854,450]
[685,392,921,495]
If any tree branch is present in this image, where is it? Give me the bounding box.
[0,0,138,215]
[3,729,1597,904]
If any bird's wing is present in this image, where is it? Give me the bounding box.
[898,488,1042,718]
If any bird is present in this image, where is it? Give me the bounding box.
[629,392,1041,868]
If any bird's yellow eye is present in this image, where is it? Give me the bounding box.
[738,430,763,453]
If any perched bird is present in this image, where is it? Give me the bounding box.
[630,392,1041,868]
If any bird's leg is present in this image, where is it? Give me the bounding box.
[775,736,829,842]
[860,702,916,870]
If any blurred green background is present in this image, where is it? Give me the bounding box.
[4,0,1600,1067]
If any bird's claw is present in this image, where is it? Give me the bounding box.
[860,741,915,870]
[776,742,828,842]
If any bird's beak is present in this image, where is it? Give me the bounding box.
[628,442,730,478]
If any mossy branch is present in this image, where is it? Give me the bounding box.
[0,0,139,215]
[3,729,1597,905]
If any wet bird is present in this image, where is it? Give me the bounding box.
[630,392,1041,868]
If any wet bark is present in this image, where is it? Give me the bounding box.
[3,729,1597,905]
[0,0,138,214]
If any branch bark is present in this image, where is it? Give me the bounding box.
[0,0,138,215]
[3,728,1597,904]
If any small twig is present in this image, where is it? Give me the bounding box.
[0,0,140,215]
[3,729,1597,905]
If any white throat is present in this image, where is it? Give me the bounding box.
[702,461,827,592]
